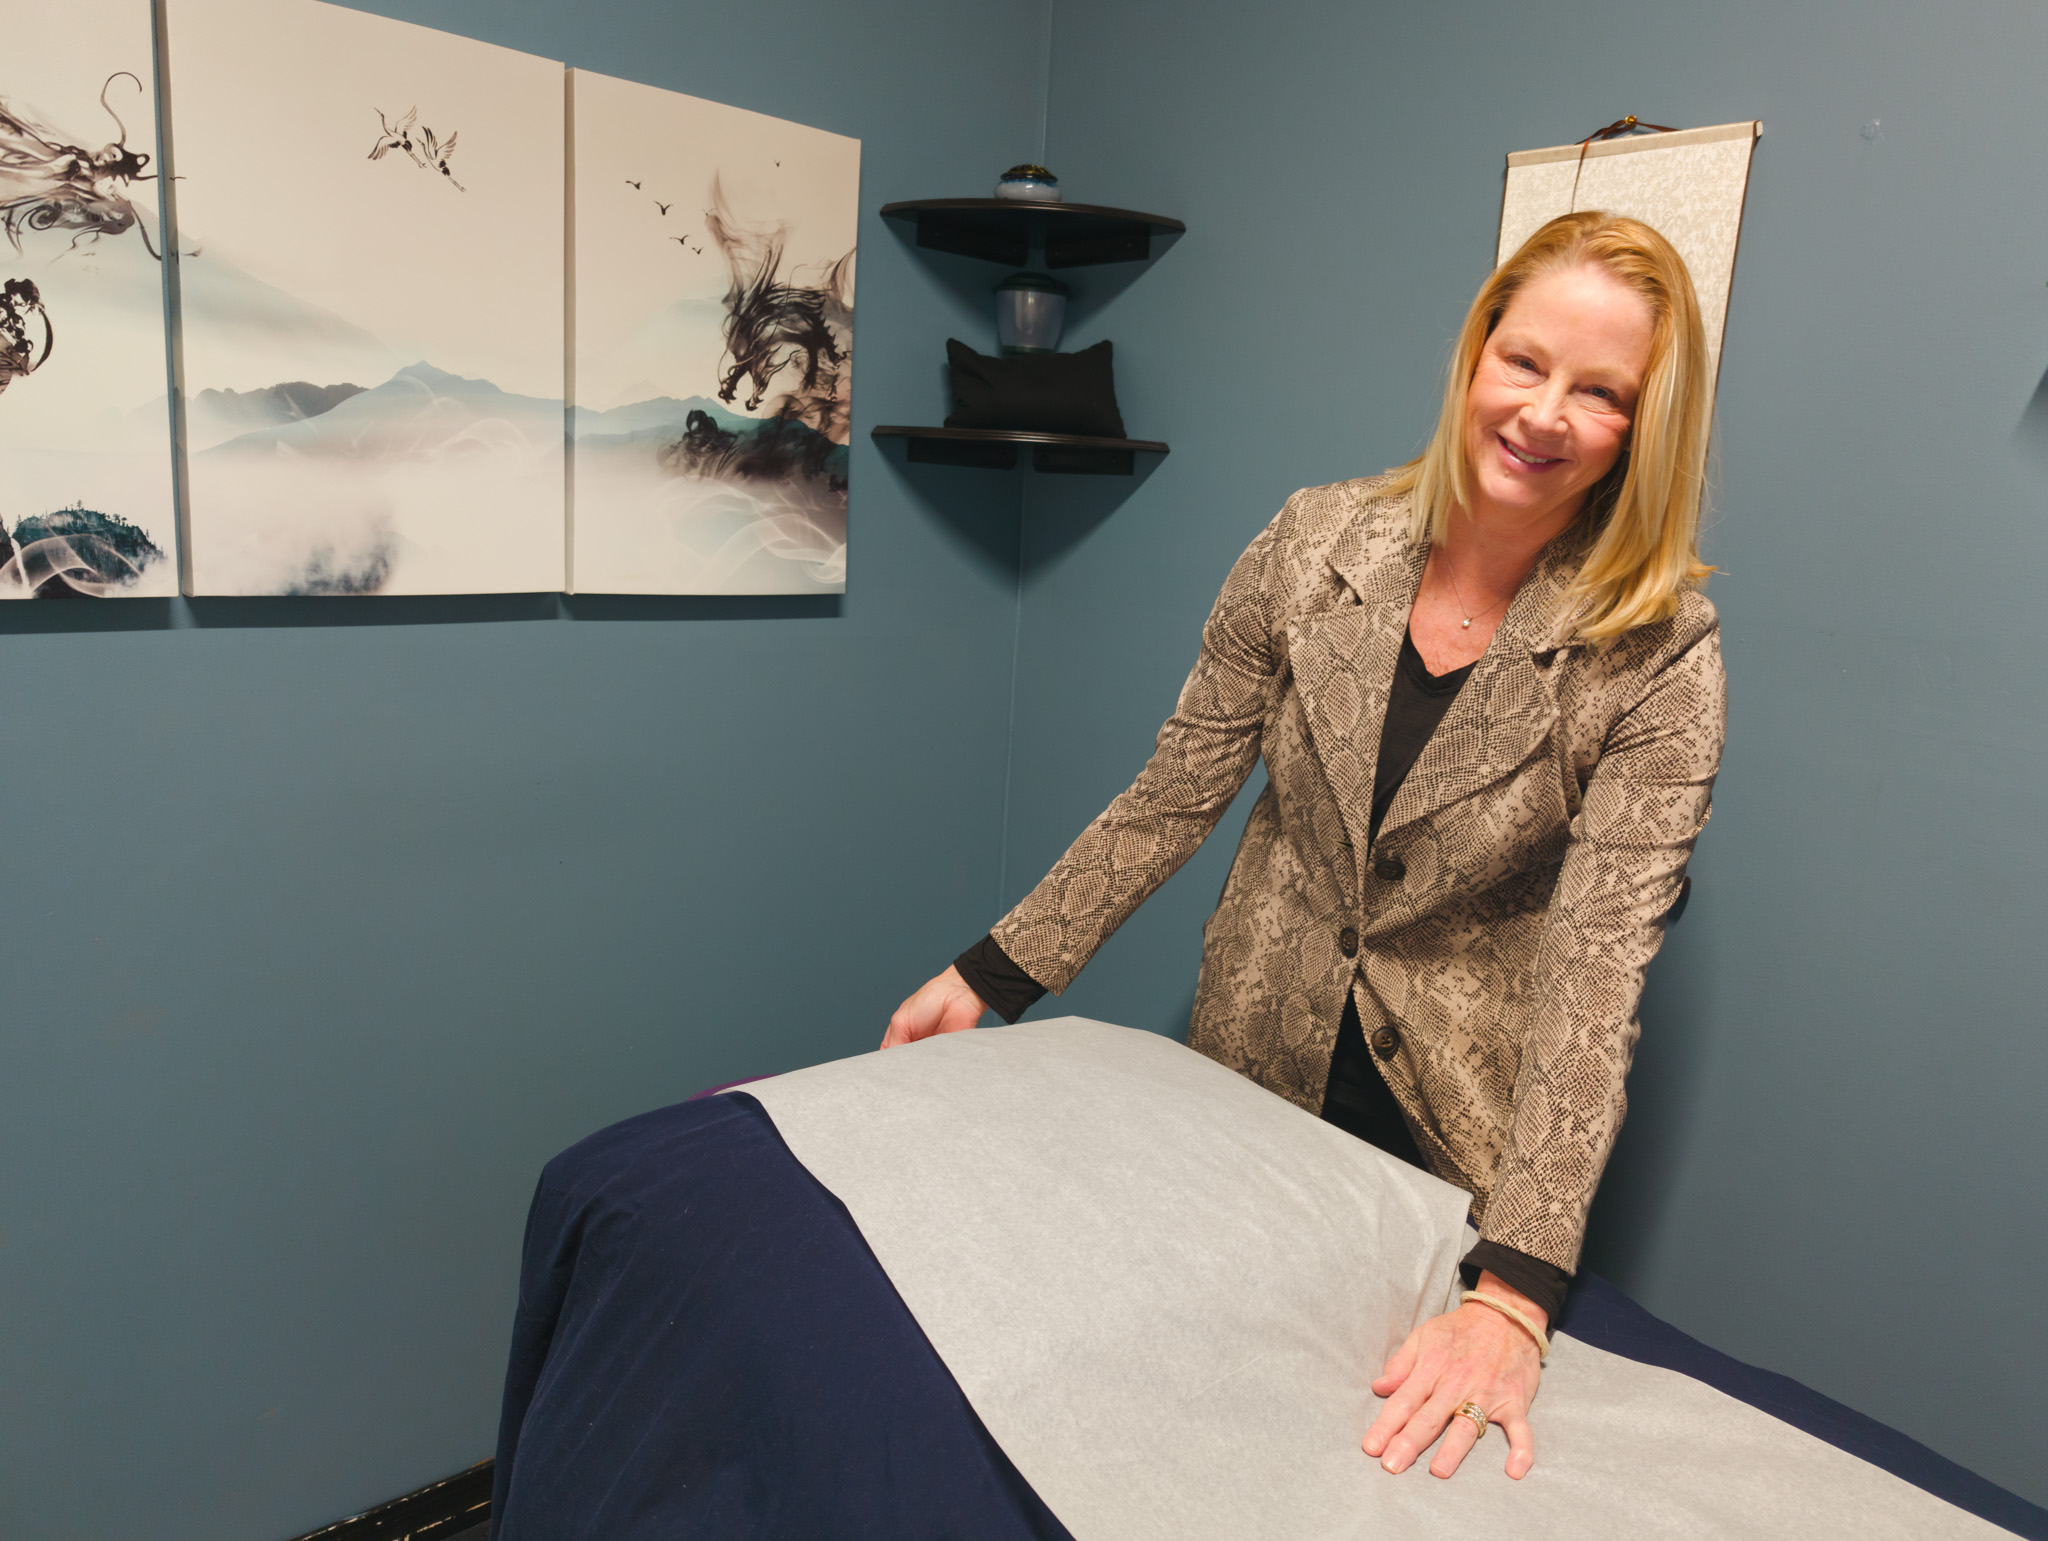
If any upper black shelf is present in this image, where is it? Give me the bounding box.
[880,199,1185,269]
[873,424,1168,476]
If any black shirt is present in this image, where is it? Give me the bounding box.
[1370,626,1474,842]
[954,626,1570,1323]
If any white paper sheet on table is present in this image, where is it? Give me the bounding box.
[749,1018,2008,1541]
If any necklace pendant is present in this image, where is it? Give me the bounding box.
[1461,618,1471,628]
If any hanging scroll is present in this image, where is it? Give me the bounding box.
[1499,120,1760,398]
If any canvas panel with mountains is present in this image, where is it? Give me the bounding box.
[167,0,566,596]
[569,70,857,595]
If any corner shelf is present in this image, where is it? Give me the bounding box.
[880,199,1184,268]
[872,424,1169,476]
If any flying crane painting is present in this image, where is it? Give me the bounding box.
[165,0,564,595]
[568,69,859,594]
[368,108,465,192]
[0,1,177,597]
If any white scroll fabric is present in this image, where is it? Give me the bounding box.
[1499,121,1760,396]
[747,1017,2007,1541]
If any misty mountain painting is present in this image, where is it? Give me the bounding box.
[569,70,857,594]
[165,0,565,595]
[0,0,177,597]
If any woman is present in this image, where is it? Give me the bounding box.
[885,211,1725,1484]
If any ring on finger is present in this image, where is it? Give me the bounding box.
[1453,1400,1489,1440]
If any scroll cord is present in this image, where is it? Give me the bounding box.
[1567,115,1679,211]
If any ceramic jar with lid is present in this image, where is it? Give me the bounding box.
[994,163,1061,202]
[994,271,1069,354]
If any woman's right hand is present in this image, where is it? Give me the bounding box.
[881,965,988,1049]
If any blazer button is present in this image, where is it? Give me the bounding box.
[1373,853,1406,882]
[1371,1025,1401,1059]
[1338,926,1359,957]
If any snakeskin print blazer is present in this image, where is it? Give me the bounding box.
[991,475,1726,1273]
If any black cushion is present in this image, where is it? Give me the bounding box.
[945,338,1126,439]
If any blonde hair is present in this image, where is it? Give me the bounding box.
[1387,211,1713,643]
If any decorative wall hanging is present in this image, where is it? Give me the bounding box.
[1499,119,1760,399]
[0,0,178,597]
[567,69,857,595]
[165,0,565,595]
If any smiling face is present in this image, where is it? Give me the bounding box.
[1461,262,1656,532]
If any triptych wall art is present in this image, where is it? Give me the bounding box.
[0,0,858,598]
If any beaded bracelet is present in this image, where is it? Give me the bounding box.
[1459,1289,1551,1361]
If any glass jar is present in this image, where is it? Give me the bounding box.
[994,271,1070,354]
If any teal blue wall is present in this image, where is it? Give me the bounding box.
[0,2,1046,1537]
[1010,0,2048,1508]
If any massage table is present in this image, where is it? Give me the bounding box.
[488,1019,2047,1539]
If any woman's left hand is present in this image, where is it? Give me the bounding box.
[1361,1271,1545,1480]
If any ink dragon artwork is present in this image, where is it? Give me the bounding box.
[0,70,168,595]
[0,71,163,257]
[662,177,852,495]
[369,108,465,192]
[0,70,166,398]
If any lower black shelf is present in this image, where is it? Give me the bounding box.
[872,425,1169,476]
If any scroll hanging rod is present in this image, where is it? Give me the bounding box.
[1568,114,1679,211]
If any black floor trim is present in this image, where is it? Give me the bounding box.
[283,1459,491,1541]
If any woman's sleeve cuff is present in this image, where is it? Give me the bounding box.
[1459,1240,1570,1328]
[953,934,1048,1025]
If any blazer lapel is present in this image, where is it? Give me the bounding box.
[1286,537,1425,892]
[1376,530,1579,842]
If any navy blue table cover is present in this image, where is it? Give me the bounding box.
[494,1091,2047,1540]
[491,1092,1073,1540]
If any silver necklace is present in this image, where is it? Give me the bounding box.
[1440,550,1512,630]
